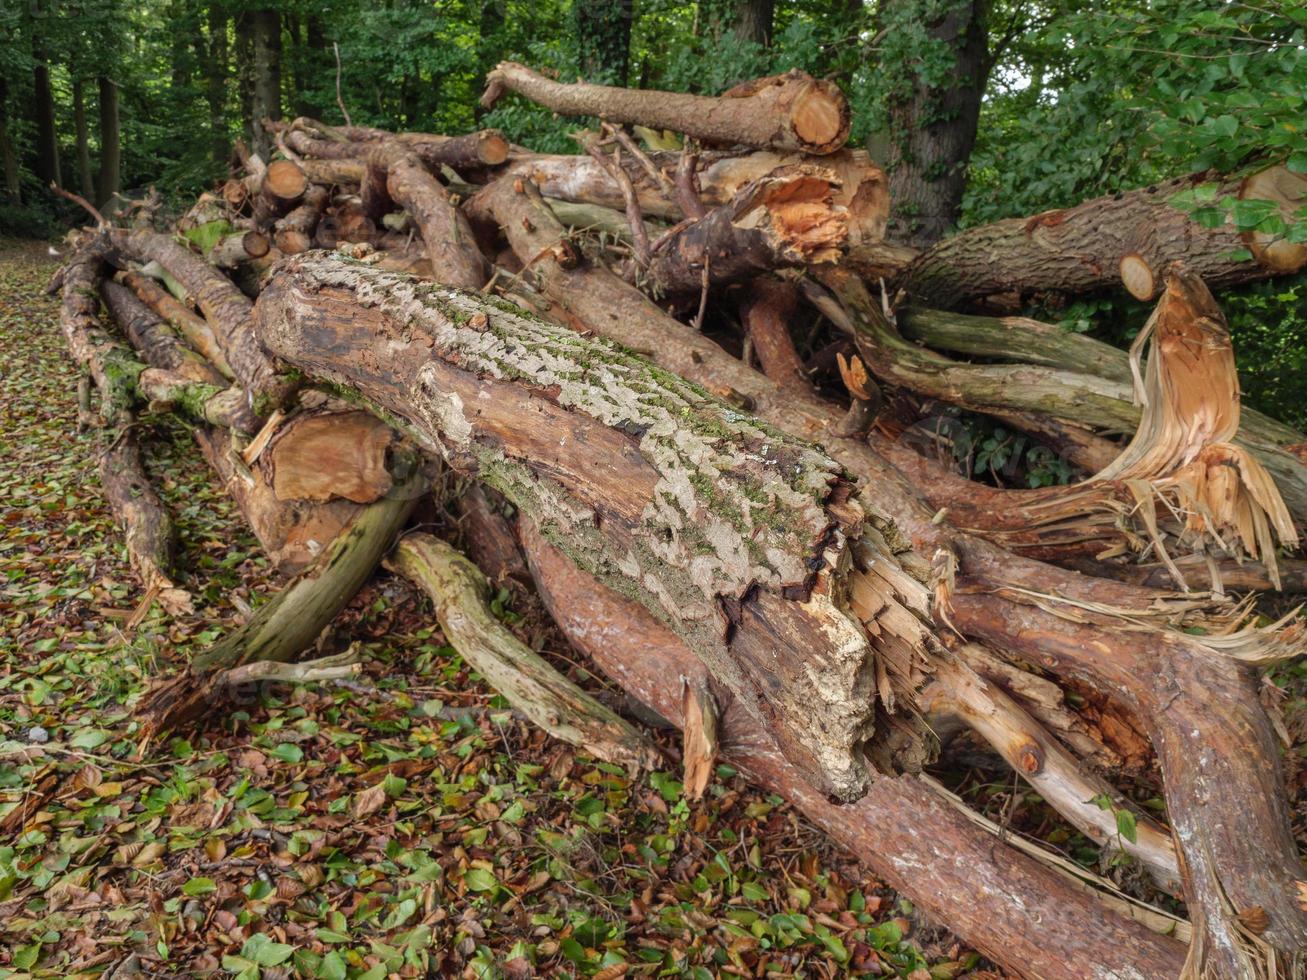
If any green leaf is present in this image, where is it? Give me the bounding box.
[315,928,351,944]
[317,951,348,980]
[464,867,498,892]
[1289,152,1307,174]
[272,743,304,764]
[1116,809,1139,845]
[1210,114,1239,138]
[184,219,234,255]
[741,881,769,902]
[182,876,217,896]
[70,728,110,749]
[13,942,41,969]
[383,772,407,797]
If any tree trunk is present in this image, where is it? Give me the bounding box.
[903,163,1307,308]
[0,77,19,205]
[881,0,989,247]
[574,0,632,86]
[205,5,229,167]
[96,77,120,207]
[734,0,775,45]
[32,56,60,188]
[73,79,95,202]
[250,9,282,158]
[482,62,851,156]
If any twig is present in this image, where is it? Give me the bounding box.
[675,146,706,220]
[51,182,106,227]
[334,42,352,127]
[585,144,651,267]
[692,254,710,331]
[608,125,677,200]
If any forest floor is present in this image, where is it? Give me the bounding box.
[0,236,995,979]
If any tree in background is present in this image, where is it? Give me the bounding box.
[873,0,990,247]
[576,0,634,85]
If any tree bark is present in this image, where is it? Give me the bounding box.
[249,9,282,158]
[734,0,775,45]
[73,79,95,202]
[0,77,20,204]
[96,77,120,207]
[902,163,1307,308]
[482,63,850,156]
[205,5,230,167]
[32,56,60,188]
[574,0,632,86]
[880,0,989,247]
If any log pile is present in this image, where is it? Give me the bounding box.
[50,64,1307,979]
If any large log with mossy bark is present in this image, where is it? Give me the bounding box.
[253,251,941,801]
[901,163,1307,308]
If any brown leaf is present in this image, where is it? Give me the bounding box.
[353,782,387,819]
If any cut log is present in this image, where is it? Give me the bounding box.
[117,269,234,379]
[390,533,662,770]
[482,63,850,155]
[279,117,511,169]
[249,160,309,233]
[194,427,365,575]
[639,164,847,293]
[137,461,424,736]
[273,183,328,254]
[268,409,393,504]
[901,163,1307,307]
[284,126,487,289]
[254,250,943,801]
[520,521,1188,980]
[516,147,887,245]
[108,228,289,410]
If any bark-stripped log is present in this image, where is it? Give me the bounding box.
[901,163,1307,308]
[254,251,941,801]
[515,147,887,245]
[639,165,847,294]
[920,656,1181,894]
[482,62,850,155]
[520,521,1188,980]
[740,278,809,392]
[391,533,662,770]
